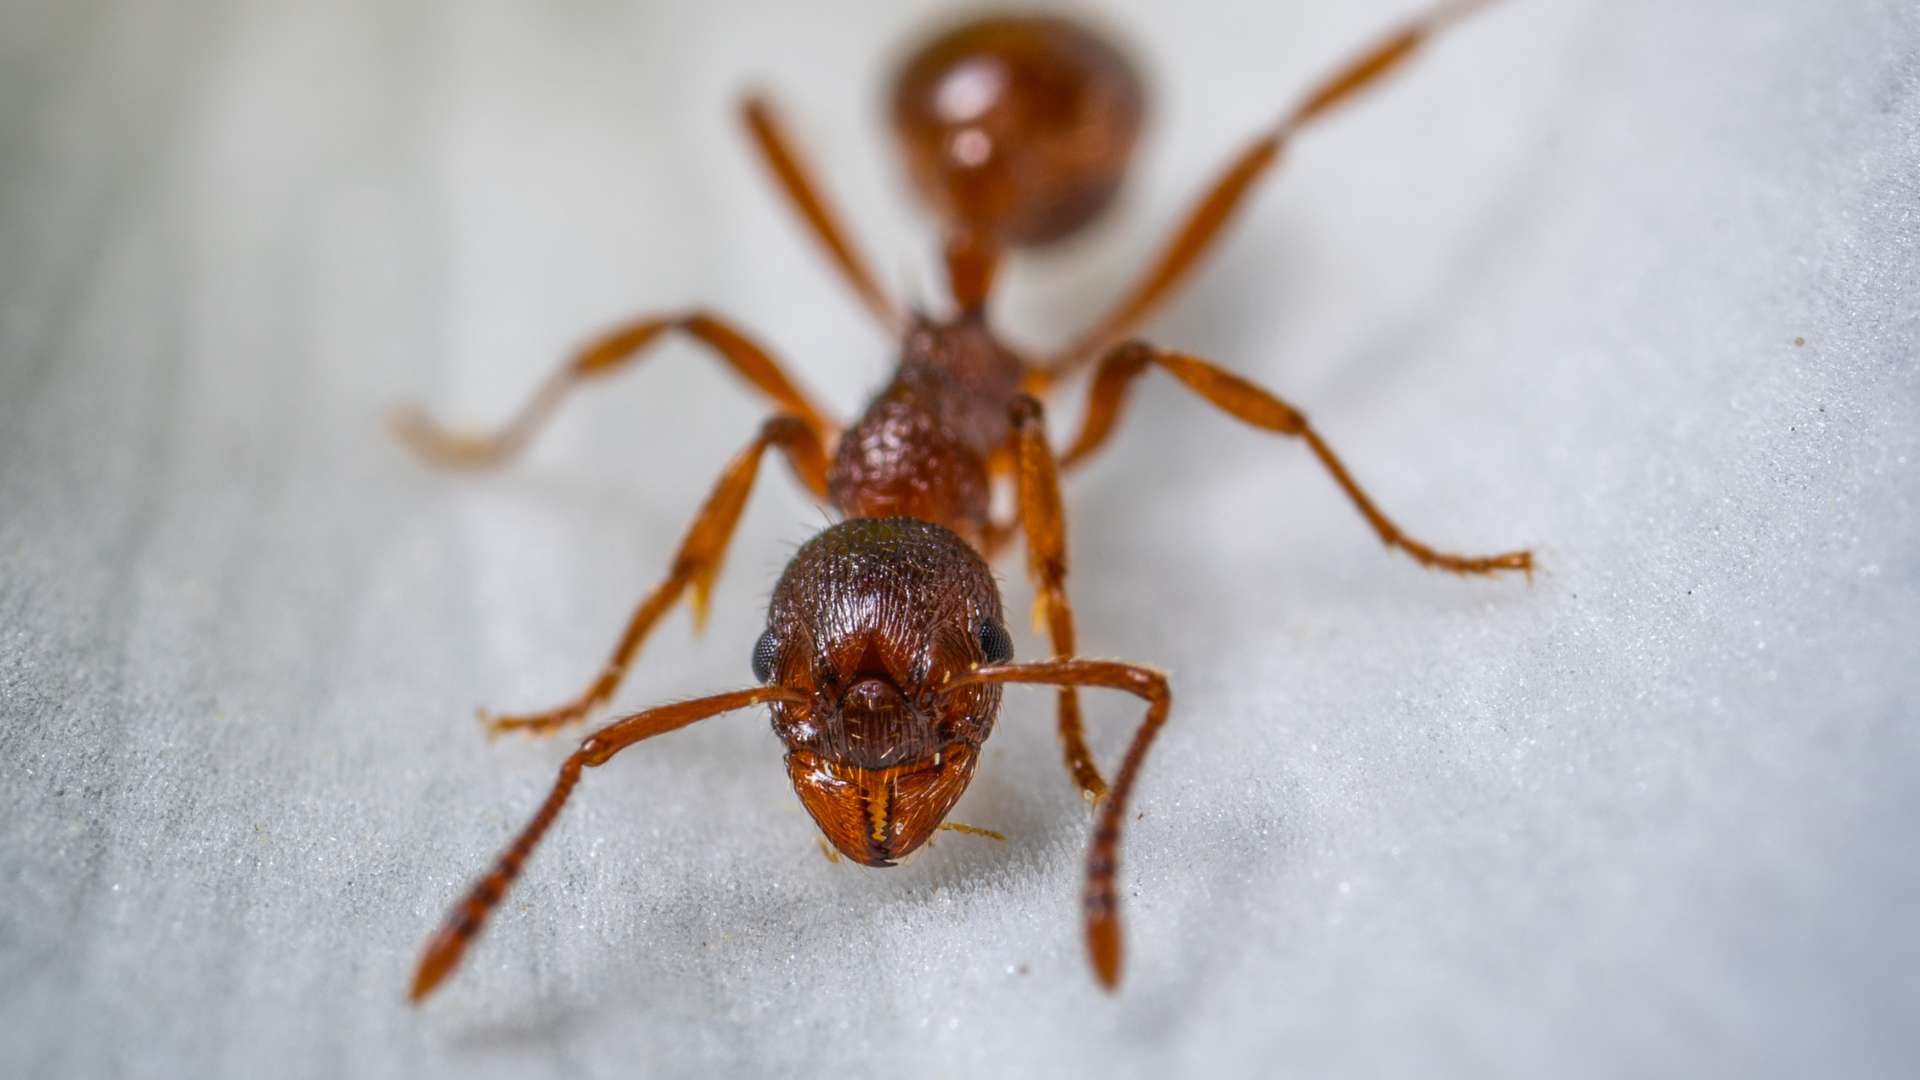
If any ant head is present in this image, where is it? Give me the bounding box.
[890,13,1144,247]
[758,517,1012,865]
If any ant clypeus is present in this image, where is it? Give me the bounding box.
[399,0,1531,1003]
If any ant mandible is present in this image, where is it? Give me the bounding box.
[399,0,1531,1003]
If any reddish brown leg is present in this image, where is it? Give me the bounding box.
[1045,0,1501,380]
[951,658,1172,990]
[741,94,901,332]
[977,516,1020,561]
[393,310,831,469]
[938,822,1007,842]
[1065,342,1531,577]
[1007,396,1106,802]
[483,415,832,738]
[411,685,804,1003]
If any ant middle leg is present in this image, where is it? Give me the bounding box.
[1006,395,1107,802]
[1062,342,1532,578]
[394,311,831,469]
[1045,0,1503,378]
[482,415,832,738]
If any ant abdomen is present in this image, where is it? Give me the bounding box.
[891,13,1144,247]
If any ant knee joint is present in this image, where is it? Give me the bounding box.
[1009,394,1045,426]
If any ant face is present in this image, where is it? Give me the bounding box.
[758,518,1011,864]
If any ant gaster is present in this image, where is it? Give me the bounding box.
[400,0,1530,1002]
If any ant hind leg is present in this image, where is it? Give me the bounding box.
[741,94,901,332]
[1045,0,1506,378]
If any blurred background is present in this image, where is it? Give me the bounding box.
[2,0,1916,1076]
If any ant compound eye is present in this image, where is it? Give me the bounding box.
[978,619,1013,665]
[751,630,779,684]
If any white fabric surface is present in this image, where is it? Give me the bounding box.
[3,1,1916,1077]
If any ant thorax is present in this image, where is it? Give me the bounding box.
[825,317,1025,537]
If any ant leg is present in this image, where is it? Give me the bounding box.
[1045,0,1502,380]
[937,822,1007,842]
[1007,396,1107,802]
[1064,342,1531,577]
[411,684,803,1002]
[977,517,1020,561]
[484,415,832,738]
[951,658,1172,989]
[741,94,901,332]
[393,311,831,469]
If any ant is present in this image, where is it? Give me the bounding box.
[399,0,1531,1003]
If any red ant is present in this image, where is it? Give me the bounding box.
[399,0,1531,1003]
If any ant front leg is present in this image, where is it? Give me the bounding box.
[1064,343,1531,577]
[393,310,832,468]
[1007,396,1107,802]
[951,658,1172,989]
[482,415,833,738]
